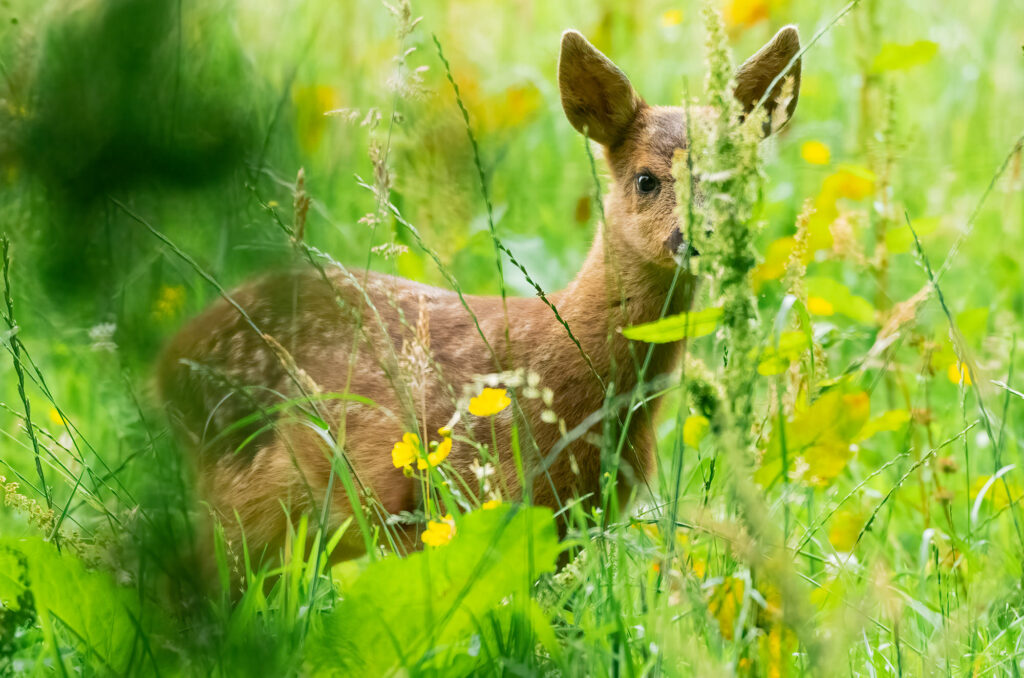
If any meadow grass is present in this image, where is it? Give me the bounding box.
[1,0,1023,675]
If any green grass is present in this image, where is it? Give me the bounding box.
[1,0,1024,675]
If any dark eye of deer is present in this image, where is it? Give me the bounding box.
[636,173,658,195]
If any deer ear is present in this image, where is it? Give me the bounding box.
[558,30,643,146]
[734,25,801,134]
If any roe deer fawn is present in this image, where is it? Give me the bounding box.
[158,27,801,562]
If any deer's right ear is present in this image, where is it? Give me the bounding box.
[558,30,643,146]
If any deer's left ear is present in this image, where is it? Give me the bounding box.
[558,30,644,146]
[733,25,801,134]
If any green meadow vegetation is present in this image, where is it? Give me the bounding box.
[1,0,1023,674]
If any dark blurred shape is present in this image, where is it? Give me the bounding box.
[14,0,258,196]
[2,0,263,305]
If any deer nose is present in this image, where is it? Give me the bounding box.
[663,227,700,257]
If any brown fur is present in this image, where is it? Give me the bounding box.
[157,27,800,563]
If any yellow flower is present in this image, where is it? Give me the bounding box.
[708,576,745,640]
[468,387,511,417]
[427,434,452,467]
[828,510,862,552]
[152,284,186,321]
[481,499,501,510]
[824,167,875,201]
[947,362,972,386]
[725,0,769,28]
[806,296,834,316]
[421,514,455,547]
[661,9,683,26]
[801,140,831,165]
[391,432,420,469]
[48,408,65,426]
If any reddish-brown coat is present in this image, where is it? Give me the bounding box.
[157,26,800,561]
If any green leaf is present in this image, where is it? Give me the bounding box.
[683,415,710,448]
[956,307,989,347]
[856,409,911,442]
[0,538,142,673]
[885,216,940,253]
[306,505,562,676]
[622,307,723,343]
[804,277,875,324]
[756,385,871,488]
[871,41,939,72]
[756,331,810,376]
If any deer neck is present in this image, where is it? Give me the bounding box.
[552,225,695,395]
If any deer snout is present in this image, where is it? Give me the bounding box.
[663,227,700,258]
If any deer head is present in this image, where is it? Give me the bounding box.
[557,27,801,272]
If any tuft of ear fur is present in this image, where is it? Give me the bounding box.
[734,25,801,134]
[558,30,644,146]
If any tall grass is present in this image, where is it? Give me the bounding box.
[1,0,1023,675]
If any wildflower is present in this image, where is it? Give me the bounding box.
[936,456,958,474]
[724,0,769,28]
[152,285,186,321]
[825,167,875,201]
[427,433,452,467]
[469,387,511,417]
[470,460,495,480]
[947,361,972,386]
[391,432,420,469]
[481,499,501,510]
[470,459,495,493]
[88,323,117,352]
[806,296,834,316]
[48,408,64,427]
[800,140,831,165]
[421,514,455,547]
[661,9,683,26]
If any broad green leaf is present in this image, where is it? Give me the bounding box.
[956,307,989,347]
[871,41,939,72]
[756,331,810,376]
[683,415,710,448]
[0,538,142,673]
[885,216,940,253]
[753,236,798,285]
[306,505,562,676]
[756,385,871,488]
[622,307,723,343]
[828,510,864,552]
[804,277,875,324]
[856,409,911,442]
[0,546,28,609]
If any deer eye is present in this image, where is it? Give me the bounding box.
[635,173,658,195]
